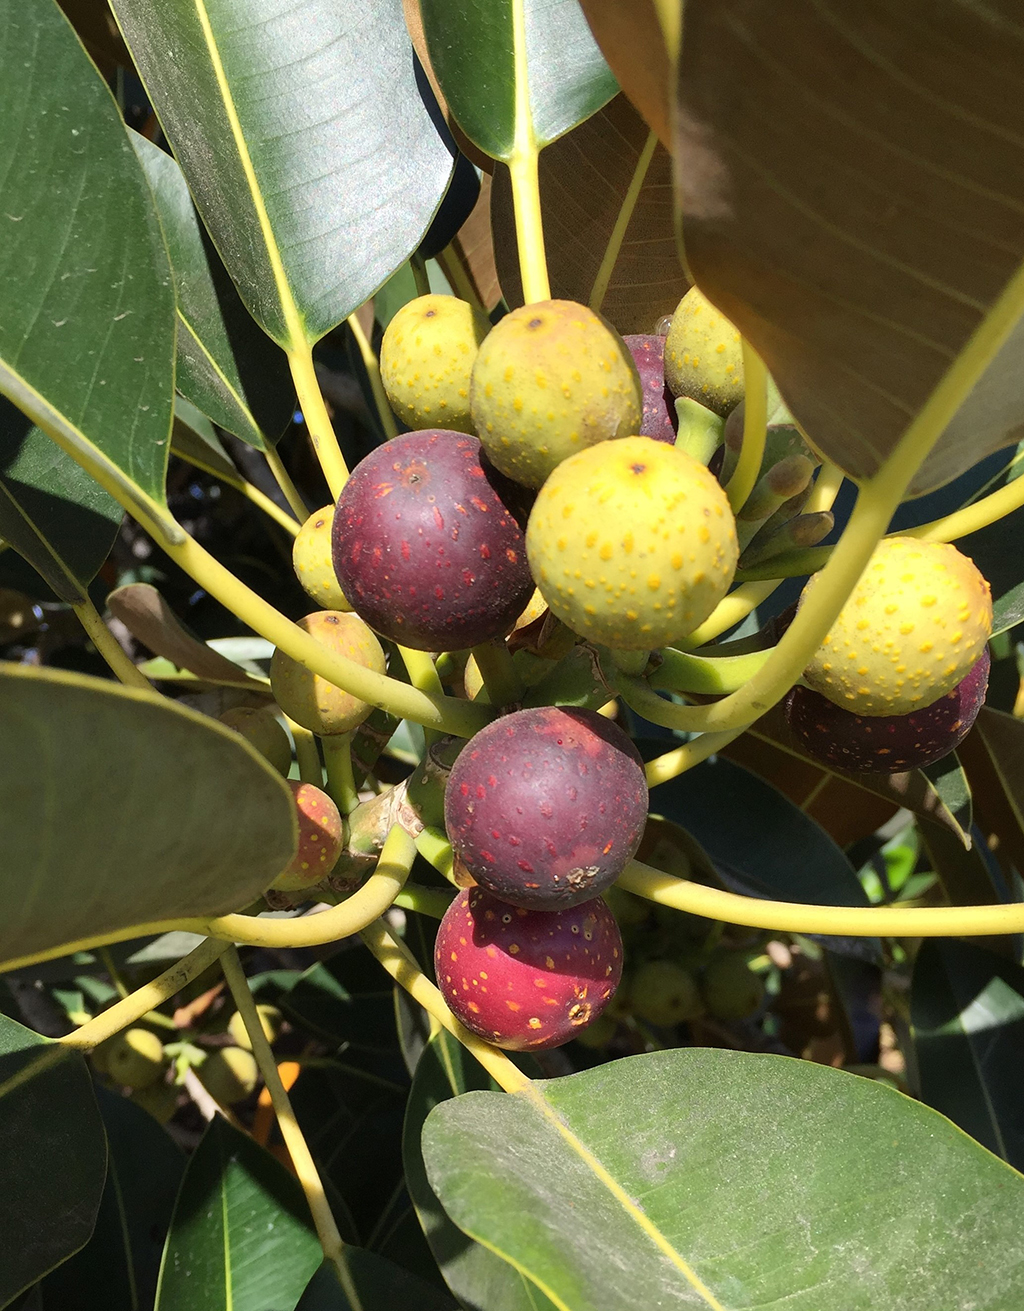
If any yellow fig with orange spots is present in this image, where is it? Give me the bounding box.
[470,299,642,488]
[801,537,992,715]
[380,293,490,434]
[526,436,739,650]
[664,286,744,417]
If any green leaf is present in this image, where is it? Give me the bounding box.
[297,1253,457,1311]
[0,662,295,969]
[40,1085,185,1310]
[155,1116,321,1311]
[0,400,123,603]
[110,0,455,348]
[130,132,294,450]
[672,3,1024,495]
[405,1030,557,1311]
[0,1015,107,1306]
[420,0,618,161]
[424,1048,1024,1309]
[913,939,1024,1171]
[492,95,687,332]
[0,0,175,520]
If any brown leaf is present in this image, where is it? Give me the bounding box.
[673,2,1024,494]
[577,0,674,147]
[450,172,502,312]
[492,95,689,335]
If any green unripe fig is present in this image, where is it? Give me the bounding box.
[802,536,992,716]
[701,950,765,1021]
[272,781,344,892]
[292,506,352,611]
[602,884,650,927]
[630,960,703,1026]
[200,1046,259,1104]
[380,293,490,433]
[664,287,744,417]
[270,611,385,735]
[227,1004,283,1051]
[573,1013,617,1050]
[526,436,738,649]
[470,299,643,488]
[218,706,291,776]
[131,1080,179,1124]
[100,1027,166,1090]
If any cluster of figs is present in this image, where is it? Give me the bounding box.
[225,286,993,1050]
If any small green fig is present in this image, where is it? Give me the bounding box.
[701,950,765,1021]
[381,293,490,433]
[664,286,744,417]
[270,611,385,735]
[131,1080,179,1124]
[227,1004,283,1051]
[630,960,703,1026]
[218,706,291,776]
[292,506,352,611]
[200,1047,259,1104]
[100,1027,166,1090]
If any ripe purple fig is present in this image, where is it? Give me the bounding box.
[623,334,676,443]
[785,647,989,775]
[331,430,535,651]
[445,707,648,910]
[434,887,623,1050]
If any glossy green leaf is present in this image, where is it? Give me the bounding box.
[155,1116,321,1311]
[425,1048,1024,1309]
[111,0,455,348]
[405,1030,557,1311]
[130,132,294,450]
[40,1085,185,1311]
[0,662,295,969]
[419,0,618,161]
[671,3,1024,495]
[0,1015,106,1306]
[913,939,1024,1171]
[297,1253,456,1311]
[0,399,122,603]
[0,0,175,516]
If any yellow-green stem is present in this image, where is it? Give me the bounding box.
[360,918,530,1092]
[98,944,129,999]
[410,252,431,299]
[414,826,456,885]
[322,732,360,814]
[589,131,658,316]
[393,884,454,918]
[649,647,772,696]
[508,0,549,307]
[286,716,323,785]
[221,949,361,1306]
[264,445,307,521]
[72,598,152,691]
[288,343,348,499]
[172,446,300,536]
[643,729,746,788]
[398,645,445,745]
[348,312,398,440]
[725,344,768,514]
[471,638,526,706]
[436,245,485,314]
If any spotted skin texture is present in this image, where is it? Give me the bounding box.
[663,286,744,417]
[435,887,624,1050]
[380,294,490,434]
[332,430,534,651]
[803,537,993,716]
[271,781,344,892]
[470,299,643,489]
[786,647,989,774]
[526,436,738,650]
[623,334,676,443]
[270,611,385,734]
[293,506,352,610]
[445,706,647,910]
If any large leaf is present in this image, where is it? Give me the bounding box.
[111,0,455,348]
[0,1016,107,1306]
[155,1116,321,1311]
[0,400,122,603]
[492,94,686,333]
[913,938,1024,1171]
[404,1030,557,1311]
[424,1048,1024,1309]
[667,3,1024,495]
[0,662,295,969]
[130,133,294,450]
[0,0,175,517]
[419,0,618,161]
[576,0,673,146]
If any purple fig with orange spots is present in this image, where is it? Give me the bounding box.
[271,781,344,892]
[445,706,648,910]
[434,887,624,1050]
[331,429,534,652]
[623,334,677,443]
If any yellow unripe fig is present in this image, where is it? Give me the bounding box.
[227,1004,282,1051]
[802,537,992,716]
[293,506,352,611]
[526,436,738,650]
[380,293,490,434]
[664,287,744,417]
[470,299,642,488]
[131,1080,179,1124]
[100,1027,166,1090]
[270,611,385,735]
[218,706,292,776]
[200,1047,259,1104]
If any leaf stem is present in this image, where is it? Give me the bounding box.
[72,597,152,691]
[643,729,746,787]
[436,245,486,313]
[287,342,349,498]
[589,130,658,316]
[347,312,398,440]
[725,343,768,514]
[508,0,550,306]
[221,948,362,1307]
[410,252,431,299]
[171,444,300,536]
[264,445,308,522]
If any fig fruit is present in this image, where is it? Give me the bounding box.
[270,611,385,735]
[664,286,744,417]
[630,959,703,1026]
[623,333,676,443]
[227,1003,283,1051]
[99,1027,165,1090]
[701,950,765,1021]
[218,705,291,776]
[293,506,352,611]
[200,1046,259,1104]
[271,781,344,892]
[380,293,490,434]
